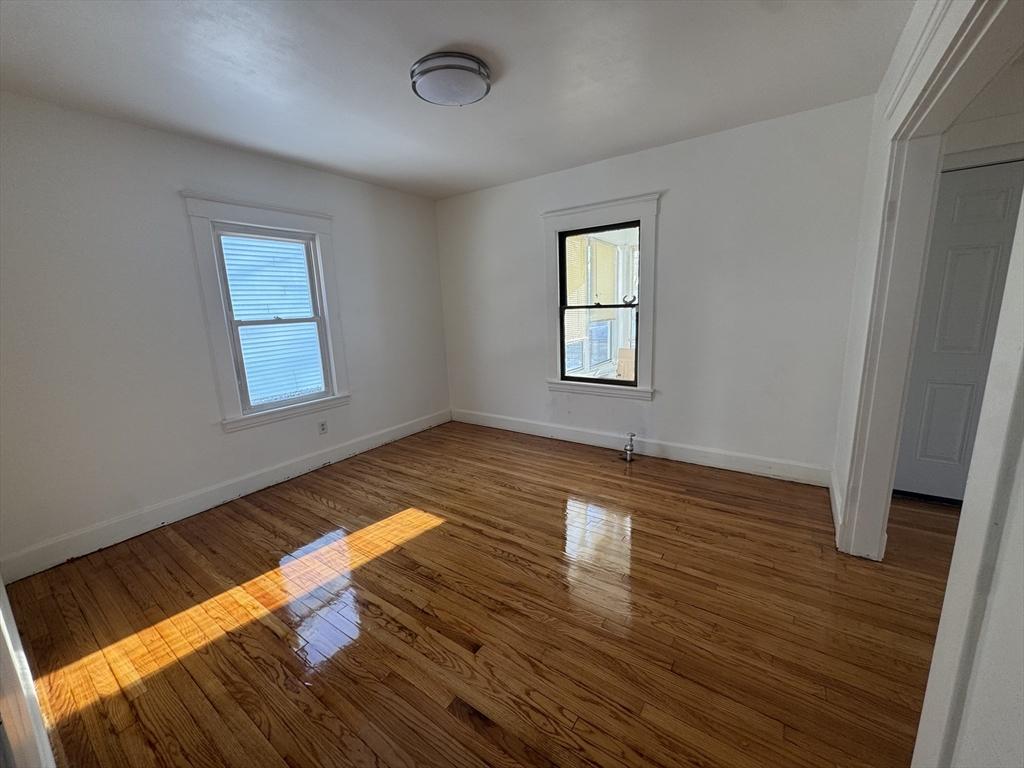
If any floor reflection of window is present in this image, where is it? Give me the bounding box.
[564,497,632,623]
[279,532,360,665]
[266,508,442,669]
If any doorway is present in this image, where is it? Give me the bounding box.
[894,160,1024,504]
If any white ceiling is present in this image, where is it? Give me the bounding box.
[0,0,913,198]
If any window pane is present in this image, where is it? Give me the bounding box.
[238,322,326,406]
[220,234,314,320]
[565,340,584,372]
[563,224,639,307]
[563,307,637,382]
[589,319,612,365]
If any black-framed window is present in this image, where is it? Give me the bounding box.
[558,220,640,386]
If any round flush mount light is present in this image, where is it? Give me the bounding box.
[410,51,491,106]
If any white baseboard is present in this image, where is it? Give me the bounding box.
[451,409,831,487]
[1,409,452,583]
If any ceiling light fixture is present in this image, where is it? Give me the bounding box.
[410,51,491,106]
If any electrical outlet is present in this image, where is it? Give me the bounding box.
[318,421,328,435]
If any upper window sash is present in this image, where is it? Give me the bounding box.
[213,224,322,322]
[558,219,641,310]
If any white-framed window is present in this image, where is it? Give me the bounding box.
[544,193,659,400]
[185,194,350,431]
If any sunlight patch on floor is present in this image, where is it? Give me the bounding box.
[40,507,445,718]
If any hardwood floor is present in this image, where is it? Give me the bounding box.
[8,422,958,768]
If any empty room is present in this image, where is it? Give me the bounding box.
[1,1,1022,767]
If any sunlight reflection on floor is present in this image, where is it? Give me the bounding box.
[44,507,444,704]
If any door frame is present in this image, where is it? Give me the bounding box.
[838,0,1022,560]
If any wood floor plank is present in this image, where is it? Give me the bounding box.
[96,547,259,768]
[7,422,958,767]
[42,569,150,768]
[136,531,385,768]
[6,581,78,768]
[293,459,927,737]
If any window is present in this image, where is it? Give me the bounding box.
[215,226,329,412]
[559,221,639,385]
[544,193,658,400]
[186,195,349,430]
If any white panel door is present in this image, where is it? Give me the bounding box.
[895,161,1024,499]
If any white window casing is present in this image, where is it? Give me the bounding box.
[543,192,659,400]
[184,193,351,431]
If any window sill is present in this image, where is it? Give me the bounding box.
[221,393,350,433]
[546,379,654,401]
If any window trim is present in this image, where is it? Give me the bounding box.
[184,193,351,431]
[543,193,659,400]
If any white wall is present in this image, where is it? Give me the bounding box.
[952,448,1024,766]
[0,92,450,581]
[436,96,873,483]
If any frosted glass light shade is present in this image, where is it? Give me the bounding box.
[411,52,490,106]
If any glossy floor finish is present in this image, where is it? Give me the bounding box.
[8,422,959,768]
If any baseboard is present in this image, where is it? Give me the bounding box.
[1,409,452,583]
[451,409,831,487]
